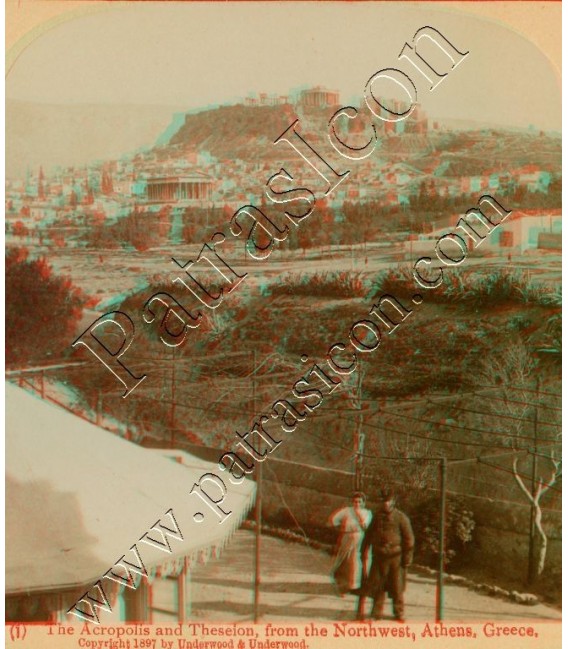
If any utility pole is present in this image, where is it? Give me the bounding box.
[170,348,176,449]
[353,370,364,490]
[252,350,262,623]
[435,457,447,622]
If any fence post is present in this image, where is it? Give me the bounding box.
[435,457,447,622]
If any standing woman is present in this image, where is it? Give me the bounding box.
[329,492,372,595]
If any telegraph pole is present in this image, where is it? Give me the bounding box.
[353,370,365,490]
[170,348,177,449]
[436,457,447,622]
[252,350,262,622]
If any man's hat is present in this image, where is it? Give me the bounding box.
[379,488,395,501]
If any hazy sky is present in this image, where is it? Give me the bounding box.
[6,3,561,174]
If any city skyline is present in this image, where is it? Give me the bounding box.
[6,4,561,177]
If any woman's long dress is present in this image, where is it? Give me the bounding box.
[330,506,372,593]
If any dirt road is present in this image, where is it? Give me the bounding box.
[189,530,561,623]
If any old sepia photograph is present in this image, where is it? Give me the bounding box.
[5,2,562,647]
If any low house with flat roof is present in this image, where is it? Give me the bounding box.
[6,383,255,624]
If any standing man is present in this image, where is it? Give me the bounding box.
[357,489,414,622]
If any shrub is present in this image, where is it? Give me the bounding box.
[6,248,87,366]
[371,265,558,308]
[370,266,416,299]
[412,497,476,568]
[535,285,561,308]
[269,271,367,298]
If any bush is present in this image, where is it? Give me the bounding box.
[6,248,87,366]
[371,266,558,308]
[412,497,476,569]
[269,271,367,298]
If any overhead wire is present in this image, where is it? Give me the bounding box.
[382,409,560,442]
[476,384,562,399]
[338,413,561,457]
[333,390,562,416]
[470,394,563,413]
[358,472,559,509]
[442,403,561,428]
[477,459,562,494]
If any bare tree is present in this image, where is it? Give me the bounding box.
[473,339,562,579]
[513,451,562,577]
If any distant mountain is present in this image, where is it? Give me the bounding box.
[434,117,525,132]
[6,100,187,178]
[8,99,559,181]
[155,112,188,147]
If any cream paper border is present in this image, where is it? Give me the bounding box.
[6,1,561,77]
[3,621,564,649]
[5,2,563,649]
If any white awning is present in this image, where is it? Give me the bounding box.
[6,383,255,594]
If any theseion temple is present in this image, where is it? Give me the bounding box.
[146,173,213,203]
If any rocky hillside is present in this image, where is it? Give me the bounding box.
[163,102,561,176]
[167,104,299,160]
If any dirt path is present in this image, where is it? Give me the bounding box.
[189,530,561,623]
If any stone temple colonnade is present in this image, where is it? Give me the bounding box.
[146,175,213,203]
[300,86,340,108]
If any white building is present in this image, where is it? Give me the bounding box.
[6,383,255,623]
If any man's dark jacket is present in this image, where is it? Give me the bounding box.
[361,508,415,566]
